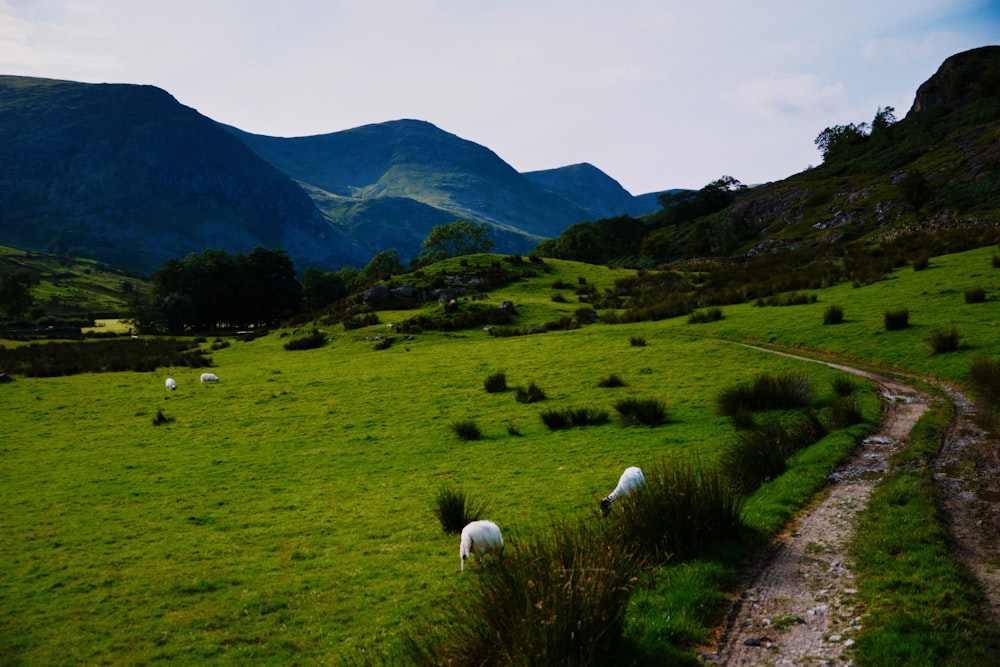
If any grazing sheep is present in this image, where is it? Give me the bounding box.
[386,323,395,331]
[600,466,646,516]
[165,377,177,391]
[460,520,504,572]
[200,372,219,384]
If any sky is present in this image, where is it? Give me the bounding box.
[2,1,999,195]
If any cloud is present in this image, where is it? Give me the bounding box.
[722,74,845,119]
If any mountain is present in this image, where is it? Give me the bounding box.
[228,120,661,261]
[0,76,368,274]
[0,75,659,275]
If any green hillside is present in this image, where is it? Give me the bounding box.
[2,241,998,663]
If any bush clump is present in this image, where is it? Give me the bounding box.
[613,397,668,426]
[483,371,507,393]
[884,309,910,330]
[0,338,212,377]
[964,287,986,304]
[721,412,827,495]
[831,376,857,396]
[408,520,640,666]
[629,336,647,347]
[283,329,327,350]
[539,407,610,430]
[688,308,723,324]
[432,486,488,535]
[826,395,864,430]
[451,420,483,441]
[929,326,962,355]
[823,304,844,325]
[716,372,813,416]
[597,373,627,388]
[514,382,547,404]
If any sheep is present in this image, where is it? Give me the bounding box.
[165,377,177,391]
[386,323,395,331]
[460,520,504,572]
[200,372,219,384]
[600,466,646,516]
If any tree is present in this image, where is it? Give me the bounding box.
[359,248,405,286]
[897,169,932,212]
[0,271,37,321]
[418,220,494,265]
[871,105,897,133]
[301,267,347,311]
[814,123,869,161]
[656,176,747,226]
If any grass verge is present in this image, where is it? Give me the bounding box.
[850,400,1000,665]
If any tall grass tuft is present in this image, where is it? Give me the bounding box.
[432,486,487,535]
[715,371,813,416]
[540,407,610,430]
[483,371,507,393]
[613,397,669,426]
[408,521,641,666]
[597,373,627,388]
[688,308,723,324]
[721,412,827,495]
[451,419,483,441]
[602,459,745,563]
[826,395,863,430]
[629,336,647,347]
[823,304,844,325]
[514,382,546,403]
[929,326,962,355]
[831,375,857,396]
[964,287,986,304]
[969,356,1000,410]
[884,309,910,330]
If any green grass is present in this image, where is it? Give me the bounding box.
[851,401,999,665]
[3,246,1000,663]
[1,316,850,664]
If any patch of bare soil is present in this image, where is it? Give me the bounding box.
[699,347,1000,666]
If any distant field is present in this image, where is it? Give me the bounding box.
[1,246,998,663]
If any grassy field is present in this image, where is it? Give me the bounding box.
[2,246,998,664]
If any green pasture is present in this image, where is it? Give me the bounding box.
[2,318,852,664]
[3,245,999,664]
[685,245,1000,383]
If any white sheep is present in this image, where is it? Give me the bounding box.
[460,520,504,572]
[600,466,646,516]
[165,377,177,391]
[200,372,219,384]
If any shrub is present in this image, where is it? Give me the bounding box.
[715,372,813,416]
[514,382,546,403]
[408,520,640,665]
[539,407,610,430]
[432,486,487,535]
[929,326,962,355]
[688,308,723,324]
[0,338,212,377]
[483,371,507,393]
[574,306,598,324]
[884,309,910,330]
[451,420,483,441]
[506,423,523,437]
[597,373,627,388]
[823,304,844,325]
[629,336,647,347]
[550,292,567,303]
[613,397,668,426]
[964,287,986,304]
[912,255,929,271]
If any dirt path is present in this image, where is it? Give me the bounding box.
[700,347,1000,665]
